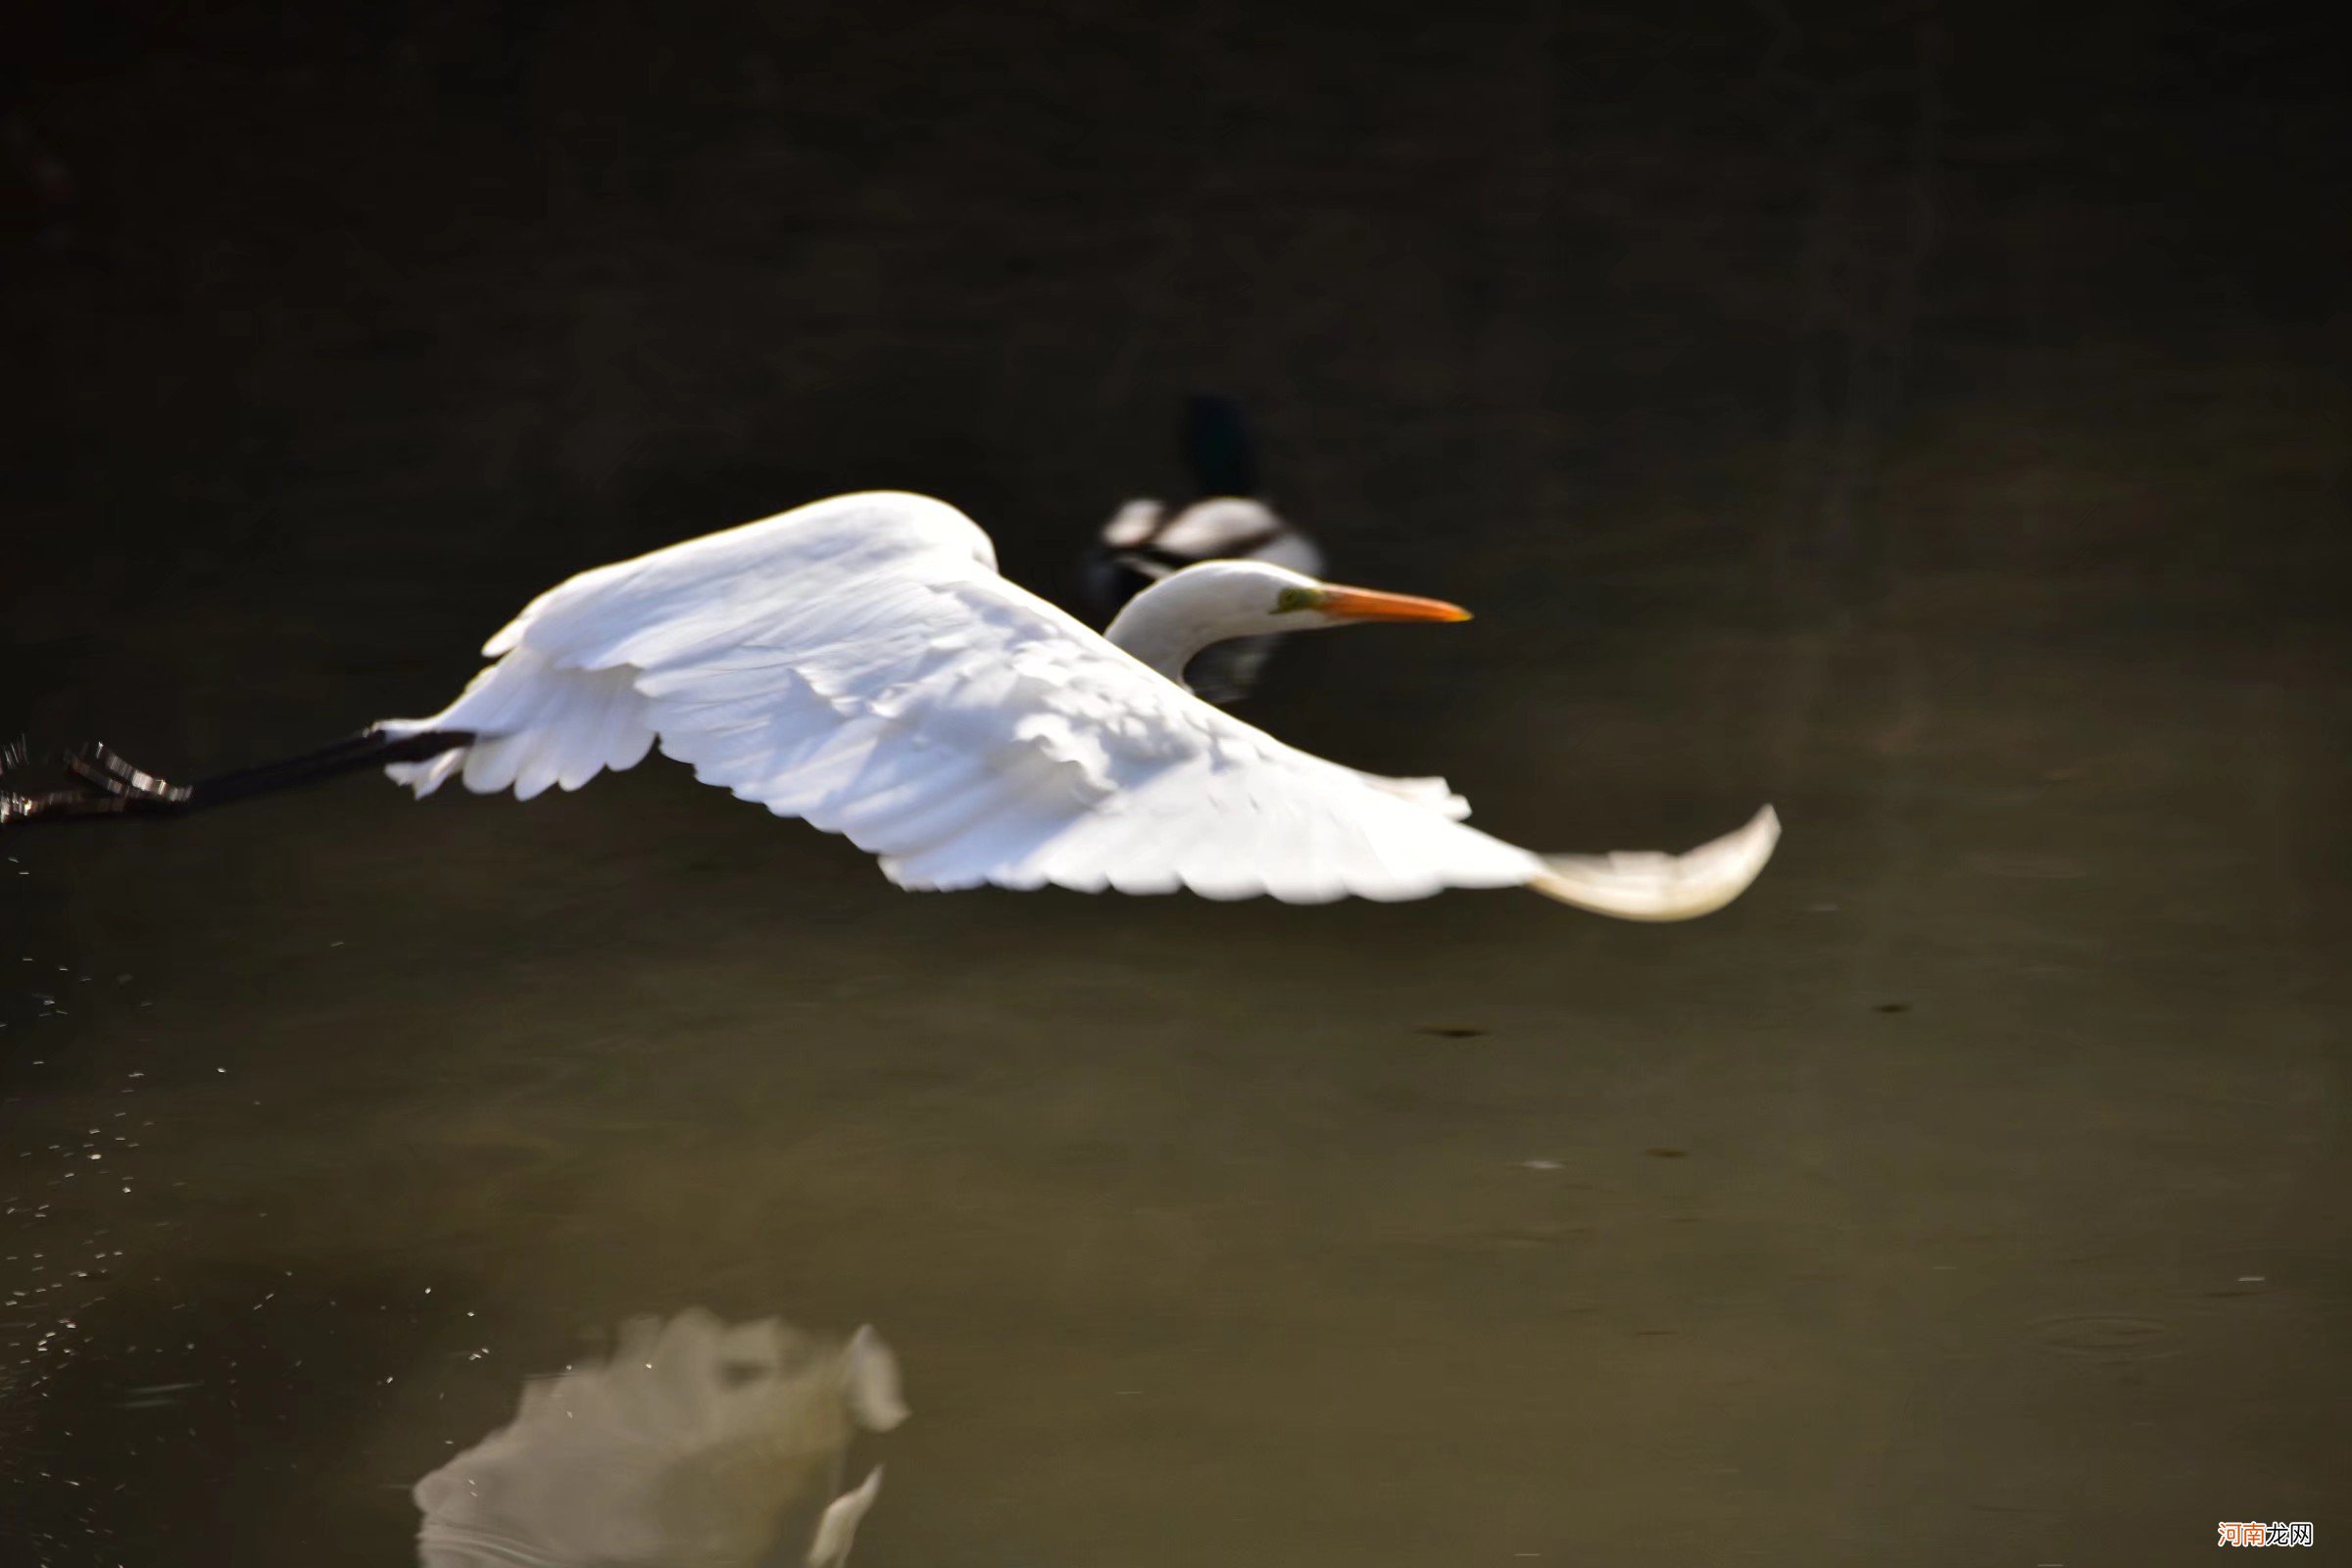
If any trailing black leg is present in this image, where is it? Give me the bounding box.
[0,727,477,827]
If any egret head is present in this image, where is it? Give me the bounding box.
[1103,559,1470,687]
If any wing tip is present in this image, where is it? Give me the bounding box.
[1530,804,1781,921]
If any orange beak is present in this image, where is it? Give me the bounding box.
[1316,585,1473,623]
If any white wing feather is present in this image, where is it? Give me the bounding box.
[382,492,1776,914]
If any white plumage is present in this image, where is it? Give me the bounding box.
[380,491,1778,918]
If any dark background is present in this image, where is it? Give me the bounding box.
[3,3,2347,1566]
[8,2,2340,683]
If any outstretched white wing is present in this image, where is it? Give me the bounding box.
[383,492,1776,914]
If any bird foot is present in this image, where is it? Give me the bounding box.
[63,741,193,803]
[0,740,191,825]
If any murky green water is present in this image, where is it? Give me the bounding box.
[9,551,2344,1564]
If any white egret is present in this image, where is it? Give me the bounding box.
[5,490,1779,918]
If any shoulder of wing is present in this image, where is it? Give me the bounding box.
[484,492,998,659]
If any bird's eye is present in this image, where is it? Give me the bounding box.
[1273,586,1324,614]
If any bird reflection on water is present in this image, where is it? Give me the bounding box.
[414,1310,905,1568]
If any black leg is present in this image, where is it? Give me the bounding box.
[169,727,475,808]
[1,727,477,827]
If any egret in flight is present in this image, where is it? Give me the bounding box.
[4,491,1779,917]
[1083,393,1321,704]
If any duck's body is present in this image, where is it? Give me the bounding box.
[1084,395,1322,703]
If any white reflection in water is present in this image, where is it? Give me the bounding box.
[415,1310,905,1568]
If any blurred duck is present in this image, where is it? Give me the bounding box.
[1085,394,1323,704]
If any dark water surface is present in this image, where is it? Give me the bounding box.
[4,4,2346,1564]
